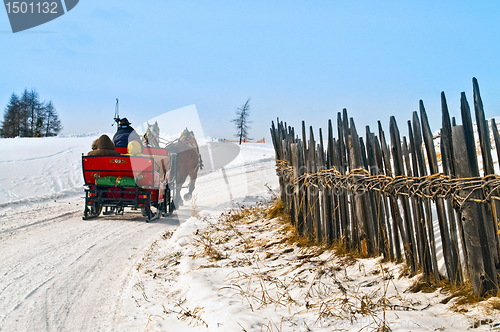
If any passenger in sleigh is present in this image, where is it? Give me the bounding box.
[87,134,120,156]
[113,118,142,148]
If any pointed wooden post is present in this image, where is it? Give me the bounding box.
[320,126,334,244]
[440,92,465,283]
[301,121,313,240]
[343,111,360,249]
[379,121,403,262]
[308,126,322,242]
[350,118,375,255]
[390,116,418,272]
[411,112,440,280]
[327,119,341,241]
[472,78,500,266]
[366,126,386,257]
[403,134,428,277]
[420,101,459,283]
[373,134,394,260]
[337,112,350,246]
[291,142,305,236]
[453,92,498,297]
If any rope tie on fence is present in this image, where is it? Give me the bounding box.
[275,159,500,208]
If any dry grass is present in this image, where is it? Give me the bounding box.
[192,224,230,261]
[190,194,200,217]
[182,199,499,330]
[407,275,449,294]
[163,301,208,328]
[409,276,500,314]
[191,200,293,263]
[442,282,481,311]
[188,199,423,330]
[161,230,173,240]
[488,297,500,311]
[266,199,376,262]
[266,199,286,219]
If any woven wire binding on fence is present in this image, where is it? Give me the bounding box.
[275,159,500,208]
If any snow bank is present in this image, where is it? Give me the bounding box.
[0,134,276,207]
[132,200,500,331]
[0,134,106,206]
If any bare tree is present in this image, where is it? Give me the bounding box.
[231,98,252,145]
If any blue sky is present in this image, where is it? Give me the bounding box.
[1,1,500,140]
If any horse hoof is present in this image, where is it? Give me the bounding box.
[183,193,192,201]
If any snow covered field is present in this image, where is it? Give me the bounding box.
[0,135,499,331]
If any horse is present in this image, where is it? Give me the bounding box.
[144,124,203,208]
[143,121,161,148]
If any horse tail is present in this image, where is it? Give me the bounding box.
[195,144,203,170]
[197,153,203,170]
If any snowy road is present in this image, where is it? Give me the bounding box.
[0,196,182,331]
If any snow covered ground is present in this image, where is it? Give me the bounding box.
[0,135,499,331]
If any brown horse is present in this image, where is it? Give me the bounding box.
[144,125,202,208]
[167,129,203,207]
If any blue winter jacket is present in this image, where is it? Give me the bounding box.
[113,126,141,148]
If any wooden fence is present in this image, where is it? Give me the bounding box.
[270,78,500,297]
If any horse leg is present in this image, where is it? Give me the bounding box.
[183,169,198,201]
[174,171,188,207]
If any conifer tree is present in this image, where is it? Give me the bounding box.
[1,93,21,137]
[0,89,62,138]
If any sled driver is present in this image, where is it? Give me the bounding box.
[113,118,142,148]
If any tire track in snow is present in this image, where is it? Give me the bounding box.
[0,195,178,331]
[0,211,79,236]
[0,148,74,164]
